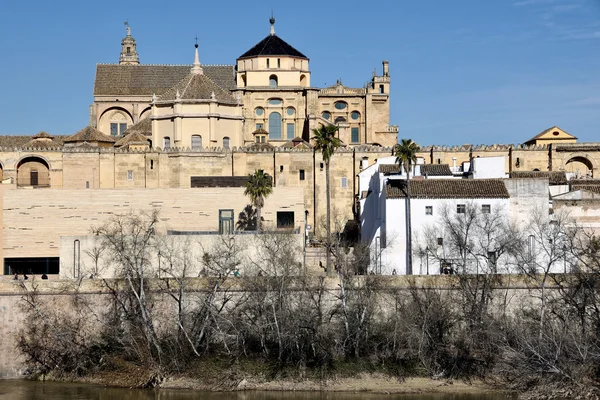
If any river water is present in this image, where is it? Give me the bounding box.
[0,380,517,400]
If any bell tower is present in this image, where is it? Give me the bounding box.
[119,21,139,65]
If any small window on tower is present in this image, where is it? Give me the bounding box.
[299,169,305,180]
[127,47,131,54]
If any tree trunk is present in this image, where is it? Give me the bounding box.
[326,161,333,276]
[256,205,262,233]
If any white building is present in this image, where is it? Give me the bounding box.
[359,156,552,275]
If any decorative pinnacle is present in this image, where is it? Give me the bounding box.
[269,12,275,36]
[191,40,203,75]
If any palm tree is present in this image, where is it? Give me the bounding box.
[393,139,419,275]
[312,124,342,276]
[236,204,260,231]
[243,170,273,233]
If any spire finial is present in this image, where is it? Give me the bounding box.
[269,12,275,36]
[124,20,130,36]
[191,38,203,75]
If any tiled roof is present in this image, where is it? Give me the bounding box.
[239,35,307,59]
[252,128,269,135]
[190,176,249,188]
[386,179,510,199]
[65,126,116,143]
[94,64,236,96]
[246,142,275,150]
[280,137,313,149]
[509,171,567,185]
[123,117,151,136]
[572,185,600,195]
[379,164,401,174]
[571,179,600,185]
[32,131,54,139]
[421,164,453,176]
[0,135,67,148]
[159,73,237,103]
[114,132,150,147]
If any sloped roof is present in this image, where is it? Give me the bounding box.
[572,185,600,195]
[246,142,275,150]
[386,179,509,199]
[280,137,313,149]
[421,164,453,176]
[509,171,567,185]
[114,132,150,147]
[65,126,116,143]
[252,128,269,135]
[32,131,54,139]
[379,164,401,174]
[239,35,307,59]
[123,117,151,136]
[94,64,236,96]
[0,135,68,148]
[159,73,237,103]
[524,126,577,144]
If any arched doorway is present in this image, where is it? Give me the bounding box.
[17,156,50,187]
[565,156,594,178]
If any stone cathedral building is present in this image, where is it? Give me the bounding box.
[0,19,599,276]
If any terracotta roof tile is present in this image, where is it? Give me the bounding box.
[0,135,67,148]
[421,164,453,176]
[159,73,237,103]
[65,126,116,143]
[94,64,236,96]
[386,179,509,199]
[123,117,151,136]
[510,171,567,185]
[379,164,401,174]
[114,132,150,147]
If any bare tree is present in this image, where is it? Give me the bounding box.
[92,210,163,366]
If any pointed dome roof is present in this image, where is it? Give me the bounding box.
[32,131,54,140]
[64,126,116,143]
[239,34,307,59]
[115,132,150,148]
[159,73,237,103]
[123,117,152,136]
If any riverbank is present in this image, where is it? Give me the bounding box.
[161,374,502,395]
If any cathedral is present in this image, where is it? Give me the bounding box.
[91,19,398,149]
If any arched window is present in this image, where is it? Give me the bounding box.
[335,116,346,124]
[191,135,202,148]
[223,136,230,149]
[269,112,282,140]
[269,75,278,88]
[351,111,361,120]
[286,107,295,116]
[322,111,331,120]
[255,107,264,116]
[163,137,171,149]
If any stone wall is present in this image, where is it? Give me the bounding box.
[3,186,304,260]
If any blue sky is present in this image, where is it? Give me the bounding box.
[0,0,598,145]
